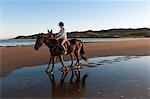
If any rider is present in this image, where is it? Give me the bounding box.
[56,22,68,54]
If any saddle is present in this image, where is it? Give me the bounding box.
[51,39,70,55]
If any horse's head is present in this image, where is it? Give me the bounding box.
[47,29,54,39]
[34,30,56,50]
[35,29,60,50]
[34,34,47,50]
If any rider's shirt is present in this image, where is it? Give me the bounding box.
[57,28,67,40]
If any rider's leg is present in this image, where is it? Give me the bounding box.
[61,39,67,54]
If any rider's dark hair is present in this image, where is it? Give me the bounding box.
[59,22,64,26]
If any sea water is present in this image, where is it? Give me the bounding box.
[0,38,149,46]
[1,56,150,98]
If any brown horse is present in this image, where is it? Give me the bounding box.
[34,31,87,73]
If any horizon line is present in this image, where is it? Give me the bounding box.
[0,27,149,40]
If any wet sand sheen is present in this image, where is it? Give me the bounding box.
[1,56,150,99]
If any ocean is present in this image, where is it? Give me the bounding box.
[0,38,149,46]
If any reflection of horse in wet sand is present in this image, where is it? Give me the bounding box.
[47,70,88,98]
[34,30,87,73]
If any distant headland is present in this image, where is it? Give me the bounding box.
[14,28,150,39]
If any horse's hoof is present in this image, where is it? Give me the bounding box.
[65,67,71,71]
[74,66,78,69]
[50,71,53,75]
[74,66,77,69]
[66,67,70,71]
[46,72,53,76]
[61,67,69,72]
[77,66,81,69]
[74,65,81,69]
[61,67,66,71]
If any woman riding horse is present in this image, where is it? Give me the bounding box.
[34,31,87,73]
[55,22,68,55]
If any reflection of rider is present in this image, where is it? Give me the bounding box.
[56,22,68,54]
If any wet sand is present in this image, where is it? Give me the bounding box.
[0,39,150,73]
[1,56,150,99]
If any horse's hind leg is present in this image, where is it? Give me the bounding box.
[75,52,78,66]
[58,55,67,71]
[50,56,55,74]
[75,48,81,67]
[69,53,74,67]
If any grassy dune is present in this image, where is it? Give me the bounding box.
[14,28,150,39]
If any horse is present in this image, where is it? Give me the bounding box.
[34,30,87,73]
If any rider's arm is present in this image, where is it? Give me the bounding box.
[56,28,65,40]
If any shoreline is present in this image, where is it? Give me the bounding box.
[0,37,150,47]
[0,39,150,73]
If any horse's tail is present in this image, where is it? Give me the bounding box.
[80,43,87,61]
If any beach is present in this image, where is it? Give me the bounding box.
[2,1,150,98]
[1,39,150,99]
[0,39,150,73]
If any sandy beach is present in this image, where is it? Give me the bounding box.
[0,39,150,73]
[1,39,150,99]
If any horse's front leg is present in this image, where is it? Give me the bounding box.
[58,55,67,71]
[46,56,52,72]
[50,56,55,74]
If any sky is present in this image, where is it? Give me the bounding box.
[0,0,150,39]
